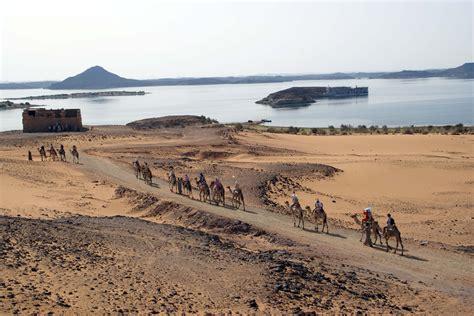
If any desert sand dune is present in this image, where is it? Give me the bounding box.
[0,125,472,314]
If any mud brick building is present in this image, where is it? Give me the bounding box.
[22,108,83,133]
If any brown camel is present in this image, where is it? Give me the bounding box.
[70,148,79,164]
[350,214,383,245]
[168,172,177,192]
[38,147,47,161]
[226,186,245,211]
[306,206,329,233]
[383,226,404,255]
[58,147,66,162]
[142,166,153,185]
[183,178,193,199]
[210,181,225,206]
[49,146,58,161]
[284,201,304,229]
[195,178,210,202]
[132,161,142,179]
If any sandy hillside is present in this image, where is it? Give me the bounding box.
[0,124,473,314]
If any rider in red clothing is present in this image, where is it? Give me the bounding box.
[362,207,373,224]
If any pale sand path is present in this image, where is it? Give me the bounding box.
[79,150,473,310]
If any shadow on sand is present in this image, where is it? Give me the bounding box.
[302,227,347,239]
[370,244,428,261]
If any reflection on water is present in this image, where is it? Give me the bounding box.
[0,77,472,131]
[88,98,113,104]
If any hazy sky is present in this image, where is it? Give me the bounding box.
[1,0,472,81]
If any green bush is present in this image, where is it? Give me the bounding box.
[340,124,352,132]
[369,125,378,132]
[235,123,243,131]
[288,126,300,134]
[356,125,368,133]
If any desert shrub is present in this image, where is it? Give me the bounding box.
[235,123,243,131]
[369,125,378,132]
[382,125,389,134]
[403,128,413,134]
[454,123,464,134]
[288,126,300,134]
[340,124,352,132]
[313,128,327,135]
[356,125,368,133]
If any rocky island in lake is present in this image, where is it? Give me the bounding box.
[256,86,368,108]
[8,90,146,101]
[0,100,41,110]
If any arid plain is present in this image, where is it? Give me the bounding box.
[0,121,472,314]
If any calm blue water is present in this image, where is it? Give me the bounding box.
[0,78,472,131]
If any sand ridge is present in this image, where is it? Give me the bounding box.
[0,125,473,313]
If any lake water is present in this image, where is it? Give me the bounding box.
[0,78,472,131]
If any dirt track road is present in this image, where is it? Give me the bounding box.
[80,152,473,307]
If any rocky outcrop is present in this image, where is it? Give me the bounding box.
[126,115,218,129]
[256,87,327,108]
[0,101,39,110]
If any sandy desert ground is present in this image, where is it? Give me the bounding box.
[0,122,472,314]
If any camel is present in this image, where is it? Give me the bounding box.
[284,201,304,229]
[350,214,383,245]
[132,161,142,179]
[38,147,47,161]
[210,181,225,206]
[306,206,329,233]
[195,178,210,202]
[49,147,58,161]
[383,225,404,255]
[226,186,245,211]
[183,178,193,199]
[58,147,66,162]
[168,172,177,192]
[70,148,79,164]
[142,166,153,185]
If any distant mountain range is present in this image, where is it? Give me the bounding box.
[49,66,143,89]
[1,63,472,90]
[0,81,57,89]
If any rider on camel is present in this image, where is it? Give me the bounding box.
[199,172,206,185]
[362,207,373,225]
[315,199,324,211]
[215,177,223,190]
[234,181,240,193]
[290,191,300,210]
[385,213,396,231]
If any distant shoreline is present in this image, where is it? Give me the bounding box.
[241,122,473,136]
[0,101,43,111]
[1,62,472,90]
[1,119,472,135]
[5,90,147,100]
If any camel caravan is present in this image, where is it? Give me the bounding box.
[288,192,403,255]
[131,160,246,211]
[131,160,403,255]
[32,144,79,164]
